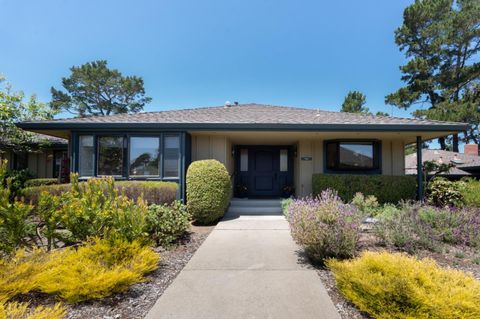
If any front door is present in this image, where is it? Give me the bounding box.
[235,146,293,198]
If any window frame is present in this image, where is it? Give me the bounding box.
[162,133,181,179]
[324,139,381,174]
[128,136,161,178]
[96,135,126,178]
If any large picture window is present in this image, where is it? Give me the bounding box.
[325,140,380,172]
[129,137,160,176]
[97,136,124,176]
[78,135,95,176]
[163,134,180,178]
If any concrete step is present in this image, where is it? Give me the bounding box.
[227,206,283,215]
[229,198,282,208]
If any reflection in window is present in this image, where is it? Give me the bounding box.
[280,149,288,172]
[326,141,378,171]
[79,136,94,176]
[130,137,159,176]
[240,149,248,171]
[163,134,180,177]
[98,136,124,176]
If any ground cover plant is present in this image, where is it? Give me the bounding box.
[287,189,363,263]
[327,251,480,319]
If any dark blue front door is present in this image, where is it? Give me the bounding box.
[235,146,293,198]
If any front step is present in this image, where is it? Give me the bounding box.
[227,198,283,215]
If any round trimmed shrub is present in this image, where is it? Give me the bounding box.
[186,160,231,225]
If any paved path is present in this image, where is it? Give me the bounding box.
[145,209,341,319]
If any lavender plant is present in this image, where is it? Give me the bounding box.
[287,189,363,264]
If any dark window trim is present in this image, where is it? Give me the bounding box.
[323,139,382,174]
[128,135,162,179]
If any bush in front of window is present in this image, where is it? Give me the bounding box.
[186,160,231,225]
[312,174,417,204]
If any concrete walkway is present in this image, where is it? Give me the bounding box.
[145,202,341,319]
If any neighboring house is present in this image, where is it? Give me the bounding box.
[405,146,480,178]
[17,103,468,199]
[0,133,68,179]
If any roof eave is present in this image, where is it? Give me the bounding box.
[16,122,469,132]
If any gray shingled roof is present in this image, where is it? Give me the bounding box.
[19,104,466,128]
[406,149,480,175]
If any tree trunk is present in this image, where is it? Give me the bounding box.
[452,134,459,152]
[439,137,446,150]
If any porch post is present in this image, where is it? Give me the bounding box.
[416,136,423,201]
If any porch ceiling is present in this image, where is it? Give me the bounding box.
[189,130,459,144]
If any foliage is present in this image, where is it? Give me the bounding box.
[0,76,57,151]
[3,169,35,202]
[35,192,62,251]
[24,178,58,188]
[50,60,152,117]
[22,180,177,206]
[461,178,480,207]
[37,238,159,303]
[186,160,231,225]
[0,301,66,319]
[146,201,191,247]
[351,193,380,216]
[426,178,465,207]
[312,174,417,204]
[281,198,293,217]
[386,0,480,150]
[341,91,369,114]
[327,251,480,319]
[287,190,363,264]
[374,202,480,252]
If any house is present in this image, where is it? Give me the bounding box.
[17,103,468,199]
[0,133,68,180]
[405,145,480,179]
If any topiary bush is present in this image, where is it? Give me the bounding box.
[312,174,417,204]
[287,189,363,264]
[146,201,191,247]
[186,160,231,225]
[327,251,480,319]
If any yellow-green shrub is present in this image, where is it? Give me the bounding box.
[187,160,231,225]
[0,301,65,319]
[327,251,480,319]
[37,238,159,303]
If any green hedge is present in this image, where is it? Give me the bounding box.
[186,160,231,225]
[24,178,59,188]
[22,180,178,205]
[312,174,417,204]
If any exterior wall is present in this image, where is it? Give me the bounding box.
[191,135,233,175]
[1,149,56,178]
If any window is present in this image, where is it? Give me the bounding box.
[163,134,180,178]
[325,141,380,172]
[280,149,288,172]
[129,137,160,176]
[97,136,124,176]
[78,136,94,176]
[240,149,248,172]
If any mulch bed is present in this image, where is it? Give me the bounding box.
[19,224,214,319]
[314,229,480,319]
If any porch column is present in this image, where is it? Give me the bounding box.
[416,136,423,201]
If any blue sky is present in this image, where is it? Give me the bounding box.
[0,0,418,118]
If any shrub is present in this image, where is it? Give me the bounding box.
[37,238,159,303]
[351,192,380,216]
[312,174,417,204]
[24,178,59,188]
[0,301,66,319]
[281,198,293,217]
[22,180,177,206]
[426,177,465,207]
[287,190,363,263]
[2,168,35,201]
[146,201,191,247]
[374,203,480,252]
[36,191,63,251]
[461,178,480,207]
[327,251,480,319]
[186,160,231,225]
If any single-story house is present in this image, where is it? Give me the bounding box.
[0,133,68,180]
[405,146,480,179]
[17,103,468,199]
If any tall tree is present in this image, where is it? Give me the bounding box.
[341,91,370,114]
[386,0,480,151]
[0,76,57,151]
[51,60,152,117]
